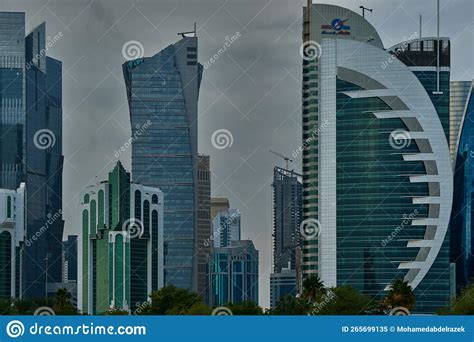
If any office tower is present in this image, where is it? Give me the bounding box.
[0,183,25,298]
[62,235,78,283]
[270,265,297,309]
[450,80,474,292]
[123,34,202,291]
[271,167,303,273]
[450,82,473,161]
[196,155,211,300]
[212,209,241,248]
[81,162,164,314]
[208,240,259,307]
[302,3,453,313]
[0,13,64,297]
[211,198,229,221]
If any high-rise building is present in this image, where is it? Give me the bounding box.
[81,162,164,314]
[271,167,303,273]
[196,155,211,301]
[449,80,474,293]
[270,265,297,309]
[212,209,241,248]
[62,235,78,284]
[301,3,453,313]
[0,183,25,298]
[123,35,202,291]
[208,240,259,307]
[0,12,64,297]
[211,198,229,221]
[449,82,473,161]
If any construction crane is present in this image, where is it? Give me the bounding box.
[269,149,293,170]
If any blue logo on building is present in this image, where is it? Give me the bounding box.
[321,18,351,35]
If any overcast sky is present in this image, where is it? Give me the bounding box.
[1,0,472,308]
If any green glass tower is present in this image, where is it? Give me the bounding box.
[81,162,164,314]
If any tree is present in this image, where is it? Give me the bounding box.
[53,288,78,315]
[105,307,129,315]
[302,274,326,303]
[382,279,416,311]
[439,284,474,315]
[142,286,204,315]
[187,302,212,315]
[270,295,309,315]
[225,300,263,315]
[315,286,376,315]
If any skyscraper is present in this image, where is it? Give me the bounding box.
[208,240,259,307]
[0,13,64,297]
[271,167,302,273]
[123,35,202,291]
[449,80,474,292]
[81,162,164,314]
[449,82,472,161]
[196,155,211,300]
[211,197,229,221]
[212,209,241,248]
[301,3,453,313]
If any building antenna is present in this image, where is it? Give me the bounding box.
[433,0,443,95]
[359,5,373,18]
[419,15,422,38]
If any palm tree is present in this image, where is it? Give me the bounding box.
[383,278,416,310]
[53,288,78,315]
[302,274,326,303]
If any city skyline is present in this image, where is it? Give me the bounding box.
[0,0,472,309]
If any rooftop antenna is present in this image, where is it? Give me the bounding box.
[269,150,293,170]
[419,14,422,38]
[178,22,197,38]
[359,5,373,18]
[433,0,443,95]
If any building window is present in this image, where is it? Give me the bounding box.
[6,196,11,218]
[409,42,421,51]
[135,190,141,220]
[424,40,434,51]
[152,194,158,204]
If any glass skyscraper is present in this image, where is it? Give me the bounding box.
[123,36,202,290]
[449,81,474,293]
[0,13,64,298]
[302,3,453,313]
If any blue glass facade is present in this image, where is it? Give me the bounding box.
[450,82,474,292]
[0,14,64,297]
[123,37,203,290]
